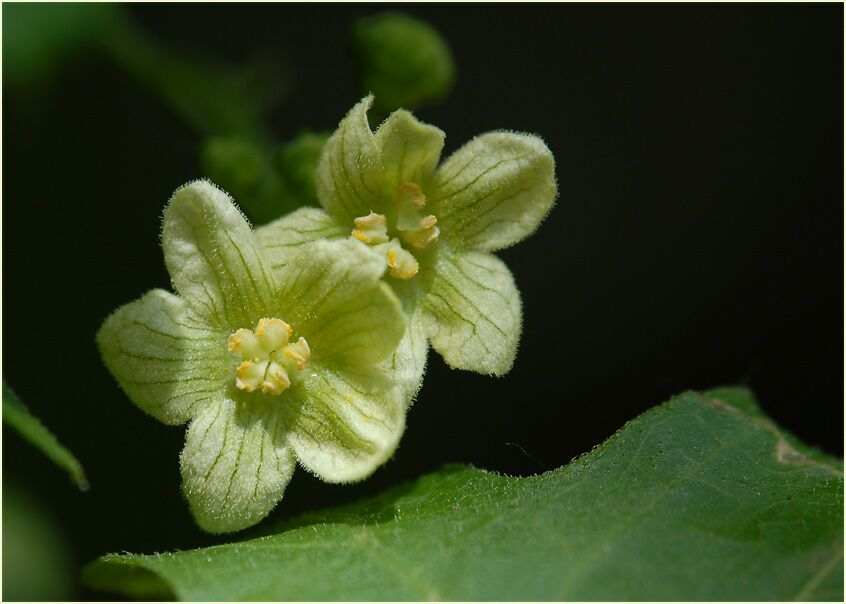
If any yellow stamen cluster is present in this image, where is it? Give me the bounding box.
[349,182,440,281]
[228,318,311,395]
[395,183,440,249]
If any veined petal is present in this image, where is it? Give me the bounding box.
[430,132,557,251]
[255,207,347,272]
[180,397,296,534]
[315,96,385,222]
[162,180,276,329]
[386,310,429,405]
[285,366,406,483]
[97,289,227,425]
[275,239,405,367]
[421,250,522,376]
[373,109,445,191]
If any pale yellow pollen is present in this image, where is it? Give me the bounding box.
[260,363,290,394]
[395,182,426,208]
[386,244,419,280]
[350,212,389,244]
[228,318,310,395]
[283,337,311,370]
[395,182,440,250]
[349,183,439,281]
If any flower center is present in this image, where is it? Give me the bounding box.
[350,182,440,280]
[227,318,311,395]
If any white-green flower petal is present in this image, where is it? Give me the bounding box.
[255,207,347,272]
[97,289,227,425]
[180,397,296,534]
[430,132,557,251]
[386,311,429,405]
[374,109,445,191]
[162,180,276,328]
[286,366,405,483]
[275,239,405,367]
[421,251,522,376]
[315,96,385,222]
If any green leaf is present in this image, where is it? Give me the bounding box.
[83,387,843,601]
[352,13,456,116]
[3,382,88,490]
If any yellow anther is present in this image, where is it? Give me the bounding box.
[260,361,291,394]
[283,337,311,370]
[228,328,261,357]
[349,185,439,281]
[395,182,440,249]
[235,359,268,393]
[351,212,389,244]
[396,182,426,209]
[401,219,440,249]
[255,318,290,352]
[386,240,419,279]
[228,318,309,396]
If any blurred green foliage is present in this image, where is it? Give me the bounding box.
[4,3,286,138]
[201,132,328,225]
[100,16,286,139]
[275,131,329,203]
[352,13,456,117]
[201,137,266,199]
[2,3,119,89]
[197,11,458,225]
[5,5,458,236]
[3,485,75,601]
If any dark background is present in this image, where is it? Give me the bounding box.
[4,4,843,599]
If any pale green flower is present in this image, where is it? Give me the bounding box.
[97,180,407,533]
[257,96,557,391]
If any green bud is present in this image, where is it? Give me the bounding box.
[352,13,456,116]
[200,137,264,199]
[275,131,329,203]
[200,136,303,226]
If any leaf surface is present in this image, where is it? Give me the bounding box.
[83,387,843,601]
